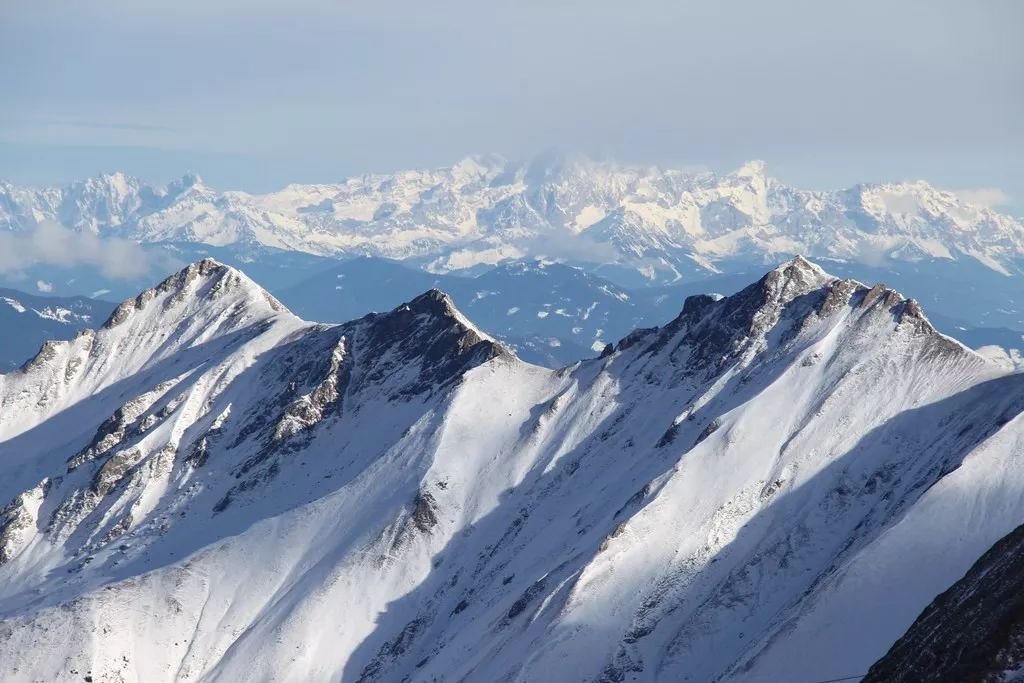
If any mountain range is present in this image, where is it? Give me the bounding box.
[2,154,1022,358]
[2,155,1023,287]
[1,256,1022,682]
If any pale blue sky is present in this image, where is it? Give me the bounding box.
[1,0,1021,209]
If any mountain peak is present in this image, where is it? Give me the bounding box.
[102,258,288,330]
[621,255,969,378]
[62,172,143,201]
[398,289,473,328]
[325,289,514,400]
[163,171,206,201]
[751,256,947,337]
[94,170,133,185]
[0,254,1019,683]
[774,253,829,279]
[405,288,457,315]
[394,288,507,354]
[756,255,834,304]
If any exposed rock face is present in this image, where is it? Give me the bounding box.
[272,336,350,442]
[67,381,179,471]
[864,522,1024,683]
[0,482,47,565]
[346,288,510,400]
[610,254,961,390]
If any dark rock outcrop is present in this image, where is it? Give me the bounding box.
[864,522,1024,683]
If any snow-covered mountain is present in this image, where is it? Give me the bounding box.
[1,256,1022,682]
[3,155,1023,284]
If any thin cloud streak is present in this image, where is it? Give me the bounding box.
[40,119,174,132]
[3,118,174,132]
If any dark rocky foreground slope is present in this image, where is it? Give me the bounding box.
[864,522,1024,683]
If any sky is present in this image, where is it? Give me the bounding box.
[1,0,1022,210]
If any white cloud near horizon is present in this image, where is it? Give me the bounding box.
[0,221,151,279]
[951,188,1011,209]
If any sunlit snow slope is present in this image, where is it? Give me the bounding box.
[0,256,1021,682]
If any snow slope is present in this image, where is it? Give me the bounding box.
[0,256,1021,682]
[3,155,1023,284]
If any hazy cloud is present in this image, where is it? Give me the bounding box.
[31,119,174,132]
[951,188,1010,208]
[529,230,622,264]
[0,221,151,279]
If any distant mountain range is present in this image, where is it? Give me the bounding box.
[0,288,114,372]
[2,257,1023,681]
[2,155,1022,288]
